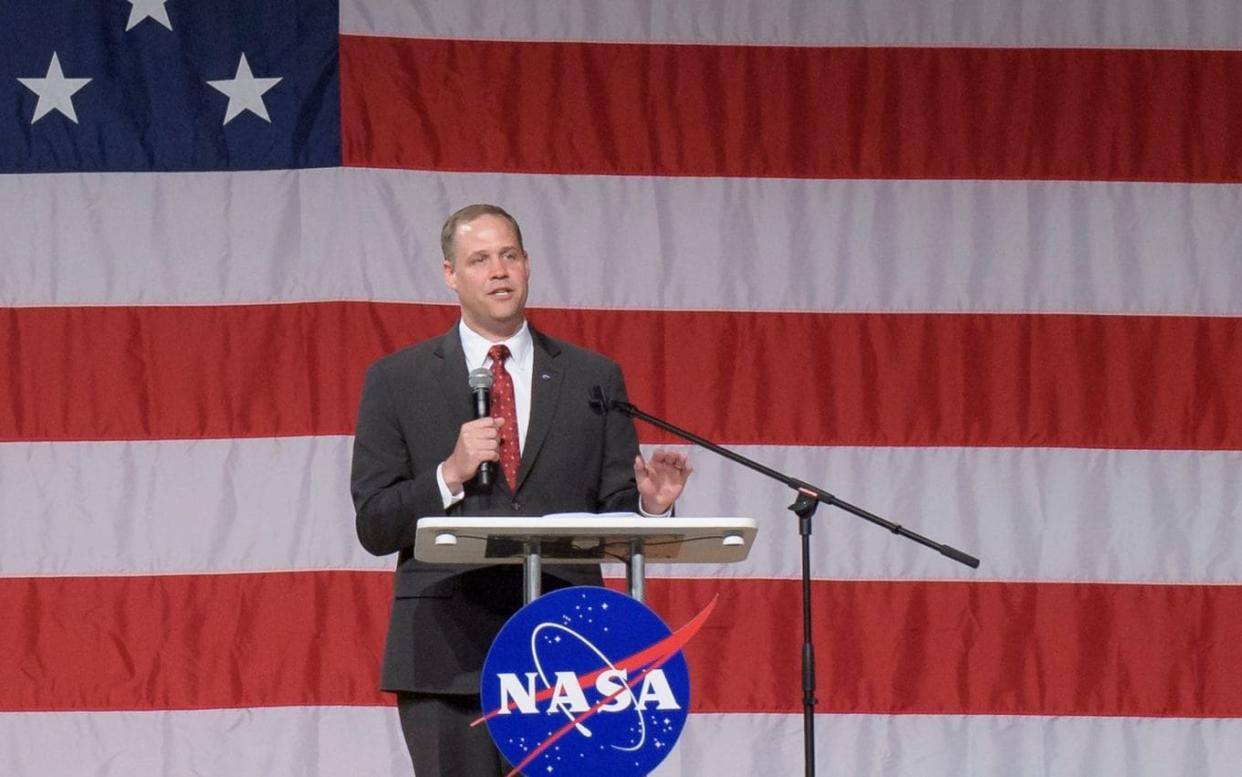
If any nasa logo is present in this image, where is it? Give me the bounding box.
[477,586,713,776]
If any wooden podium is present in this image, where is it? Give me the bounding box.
[414,513,758,603]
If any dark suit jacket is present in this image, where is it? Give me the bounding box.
[351,323,642,694]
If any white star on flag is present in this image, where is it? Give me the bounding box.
[207,54,282,125]
[17,52,92,124]
[125,0,172,31]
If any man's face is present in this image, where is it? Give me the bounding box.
[443,214,530,340]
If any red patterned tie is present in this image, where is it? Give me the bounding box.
[488,344,521,491]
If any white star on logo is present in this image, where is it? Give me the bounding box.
[17,52,92,124]
[126,0,172,31]
[207,53,282,125]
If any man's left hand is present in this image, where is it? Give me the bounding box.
[635,449,693,515]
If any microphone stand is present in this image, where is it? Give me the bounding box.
[592,388,979,777]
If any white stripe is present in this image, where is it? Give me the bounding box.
[3,169,1240,315]
[3,708,1239,777]
[341,0,1242,50]
[0,437,386,577]
[656,713,1242,777]
[650,444,1242,585]
[5,439,1239,584]
[0,706,409,777]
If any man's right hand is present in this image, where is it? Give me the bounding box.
[441,416,506,493]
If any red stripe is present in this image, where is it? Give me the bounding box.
[4,573,1240,716]
[0,303,453,442]
[339,37,1242,183]
[0,572,391,711]
[643,578,1242,716]
[4,303,1241,448]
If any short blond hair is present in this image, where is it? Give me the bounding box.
[440,204,525,265]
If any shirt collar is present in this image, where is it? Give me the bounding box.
[458,319,533,370]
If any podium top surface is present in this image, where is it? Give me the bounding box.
[414,513,758,565]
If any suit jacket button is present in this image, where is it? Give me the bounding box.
[511,501,521,511]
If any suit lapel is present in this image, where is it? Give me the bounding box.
[516,328,562,492]
[432,325,473,435]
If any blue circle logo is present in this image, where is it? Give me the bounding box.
[478,587,695,776]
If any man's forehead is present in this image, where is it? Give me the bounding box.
[457,214,514,240]
[456,219,522,258]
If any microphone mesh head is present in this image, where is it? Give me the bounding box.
[468,367,494,390]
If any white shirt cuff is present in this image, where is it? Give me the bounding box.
[638,500,673,518]
[436,462,465,510]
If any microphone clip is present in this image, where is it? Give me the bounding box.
[589,385,611,415]
[589,385,635,417]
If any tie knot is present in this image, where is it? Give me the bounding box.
[488,344,511,365]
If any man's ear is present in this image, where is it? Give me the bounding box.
[442,259,456,291]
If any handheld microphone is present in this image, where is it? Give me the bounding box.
[468,368,494,487]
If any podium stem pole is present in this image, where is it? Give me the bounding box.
[523,539,542,604]
[627,538,646,603]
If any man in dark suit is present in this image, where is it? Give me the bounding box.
[351,204,691,775]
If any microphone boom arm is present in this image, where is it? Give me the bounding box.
[594,384,979,777]
[596,386,979,568]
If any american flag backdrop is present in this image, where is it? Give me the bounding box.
[3,1,1242,774]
